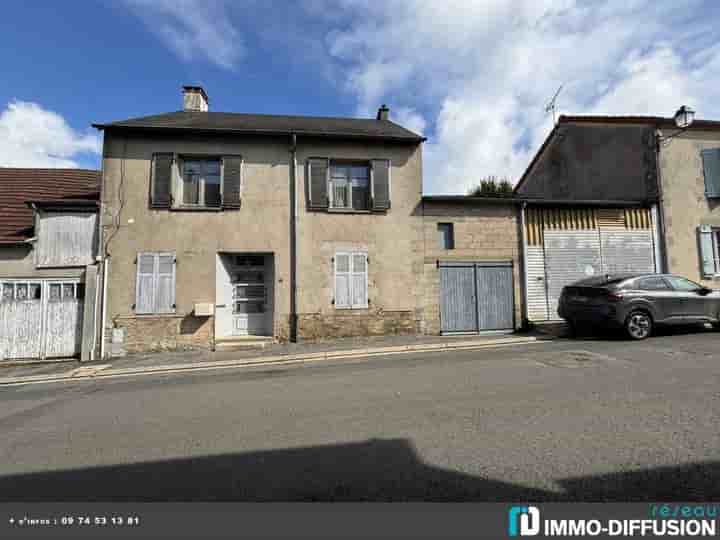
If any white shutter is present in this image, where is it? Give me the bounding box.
[156,253,176,313]
[334,253,351,308]
[351,253,368,308]
[136,253,156,314]
[698,225,716,278]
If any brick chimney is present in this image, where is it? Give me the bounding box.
[376,104,389,121]
[183,86,209,112]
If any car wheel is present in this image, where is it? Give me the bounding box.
[625,311,653,340]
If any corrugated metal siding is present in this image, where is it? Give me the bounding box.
[525,207,598,245]
[544,230,602,320]
[597,208,625,228]
[600,229,655,274]
[476,265,514,330]
[440,265,477,333]
[624,208,651,229]
[526,245,549,321]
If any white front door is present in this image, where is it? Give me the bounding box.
[232,267,267,335]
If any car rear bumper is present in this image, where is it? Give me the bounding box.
[558,302,625,327]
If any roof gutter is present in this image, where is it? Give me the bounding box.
[91,124,426,144]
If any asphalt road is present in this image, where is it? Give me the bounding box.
[1,327,719,501]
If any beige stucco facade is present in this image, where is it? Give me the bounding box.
[421,201,522,334]
[659,130,720,285]
[100,131,426,353]
[0,245,85,279]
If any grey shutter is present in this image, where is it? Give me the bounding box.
[155,253,176,313]
[351,253,368,308]
[698,225,716,277]
[371,159,391,211]
[222,156,242,209]
[701,148,720,198]
[151,153,174,208]
[334,253,351,308]
[308,158,329,210]
[136,253,156,314]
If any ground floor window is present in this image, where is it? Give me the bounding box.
[334,252,368,309]
[135,252,176,314]
[698,225,720,276]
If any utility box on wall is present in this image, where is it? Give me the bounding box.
[194,303,215,316]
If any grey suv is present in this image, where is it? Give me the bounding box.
[558,273,720,340]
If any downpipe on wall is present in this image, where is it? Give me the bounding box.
[289,134,298,342]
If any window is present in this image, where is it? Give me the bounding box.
[665,276,702,292]
[701,148,720,198]
[698,225,720,277]
[636,277,670,291]
[135,252,176,314]
[181,159,222,207]
[330,163,370,210]
[334,252,368,309]
[438,223,454,249]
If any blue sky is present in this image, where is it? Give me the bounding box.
[1,1,719,193]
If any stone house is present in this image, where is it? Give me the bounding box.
[93,87,527,356]
[94,87,427,354]
[0,168,101,361]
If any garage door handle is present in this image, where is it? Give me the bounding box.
[216,304,227,308]
[536,277,544,281]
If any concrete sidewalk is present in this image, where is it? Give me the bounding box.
[0,332,544,387]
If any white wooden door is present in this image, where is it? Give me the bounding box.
[232,267,267,336]
[0,280,83,360]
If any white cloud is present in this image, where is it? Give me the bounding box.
[0,101,101,168]
[124,0,243,70]
[321,0,720,194]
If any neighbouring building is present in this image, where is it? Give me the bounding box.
[94,87,427,354]
[514,116,663,322]
[0,168,101,361]
[420,196,522,334]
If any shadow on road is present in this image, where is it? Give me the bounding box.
[1,438,718,501]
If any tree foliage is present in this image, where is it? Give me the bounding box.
[467,176,514,197]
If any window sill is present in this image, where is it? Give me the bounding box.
[170,206,223,212]
[327,208,372,214]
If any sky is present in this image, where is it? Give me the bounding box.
[1,0,719,194]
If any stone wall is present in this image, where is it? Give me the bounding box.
[111,314,214,354]
[421,200,522,334]
[298,310,418,340]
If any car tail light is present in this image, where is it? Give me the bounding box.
[606,291,624,302]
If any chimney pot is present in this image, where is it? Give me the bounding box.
[376,104,389,121]
[183,85,209,112]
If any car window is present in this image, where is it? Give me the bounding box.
[665,276,701,291]
[636,277,671,291]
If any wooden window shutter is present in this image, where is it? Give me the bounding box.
[371,159,391,211]
[698,225,716,277]
[222,156,243,209]
[351,253,368,308]
[701,149,720,198]
[308,158,329,210]
[151,153,174,208]
[156,253,176,313]
[136,253,157,314]
[334,253,351,308]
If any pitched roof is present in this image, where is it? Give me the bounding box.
[0,168,101,244]
[93,111,425,143]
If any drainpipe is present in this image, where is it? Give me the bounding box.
[519,202,529,328]
[654,128,670,273]
[289,134,298,342]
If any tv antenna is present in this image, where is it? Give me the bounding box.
[544,84,563,124]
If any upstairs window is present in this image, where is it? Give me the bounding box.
[438,223,454,249]
[330,163,370,210]
[182,159,222,207]
[307,158,391,212]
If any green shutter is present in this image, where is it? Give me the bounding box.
[308,158,329,210]
[701,148,720,198]
[222,156,242,209]
[371,159,391,211]
[151,153,174,208]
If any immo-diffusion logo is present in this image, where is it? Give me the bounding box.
[508,506,541,536]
